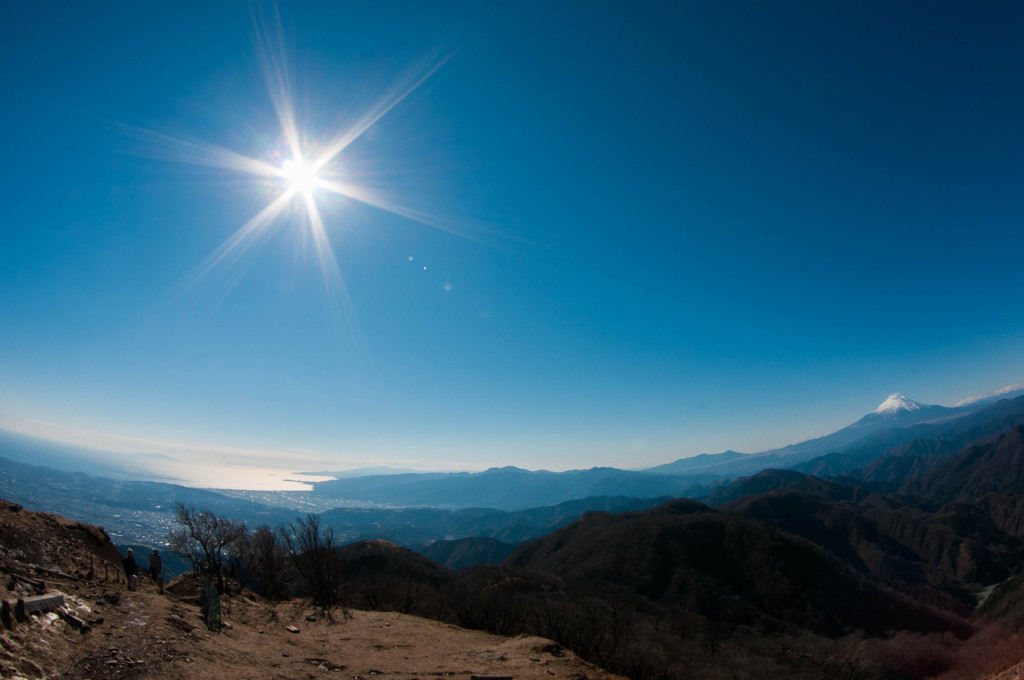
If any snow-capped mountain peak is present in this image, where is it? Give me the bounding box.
[872,393,924,415]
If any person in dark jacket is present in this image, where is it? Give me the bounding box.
[123,548,138,591]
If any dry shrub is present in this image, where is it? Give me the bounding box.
[863,631,957,679]
[929,622,1024,680]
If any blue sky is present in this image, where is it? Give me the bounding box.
[2,2,1023,486]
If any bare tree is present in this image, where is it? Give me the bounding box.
[167,502,247,592]
[279,514,343,608]
[241,524,292,600]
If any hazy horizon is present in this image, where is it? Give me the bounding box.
[3,2,1023,484]
[2,382,1020,490]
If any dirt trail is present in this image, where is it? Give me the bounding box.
[0,499,621,680]
[5,581,622,680]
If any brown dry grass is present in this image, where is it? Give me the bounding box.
[0,498,621,680]
[4,578,624,680]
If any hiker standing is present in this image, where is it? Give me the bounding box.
[123,548,138,591]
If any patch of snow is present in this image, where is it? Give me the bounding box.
[873,393,923,415]
[977,578,1010,607]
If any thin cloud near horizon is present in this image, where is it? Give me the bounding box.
[955,384,1024,408]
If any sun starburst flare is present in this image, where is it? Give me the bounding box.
[124,6,496,326]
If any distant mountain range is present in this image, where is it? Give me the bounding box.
[307,465,715,511]
[0,451,670,567]
[0,428,155,479]
[8,388,1024,515]
[300,391,1024,509]
[646,389,1024,477]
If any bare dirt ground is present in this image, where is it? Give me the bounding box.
[14,584,623,680]
[55,585,622,680]
[0,499,623,680]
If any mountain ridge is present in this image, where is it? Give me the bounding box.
[649,393,1024,478]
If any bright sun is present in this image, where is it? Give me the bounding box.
[145,8,468,317]
[281,158,319,194]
